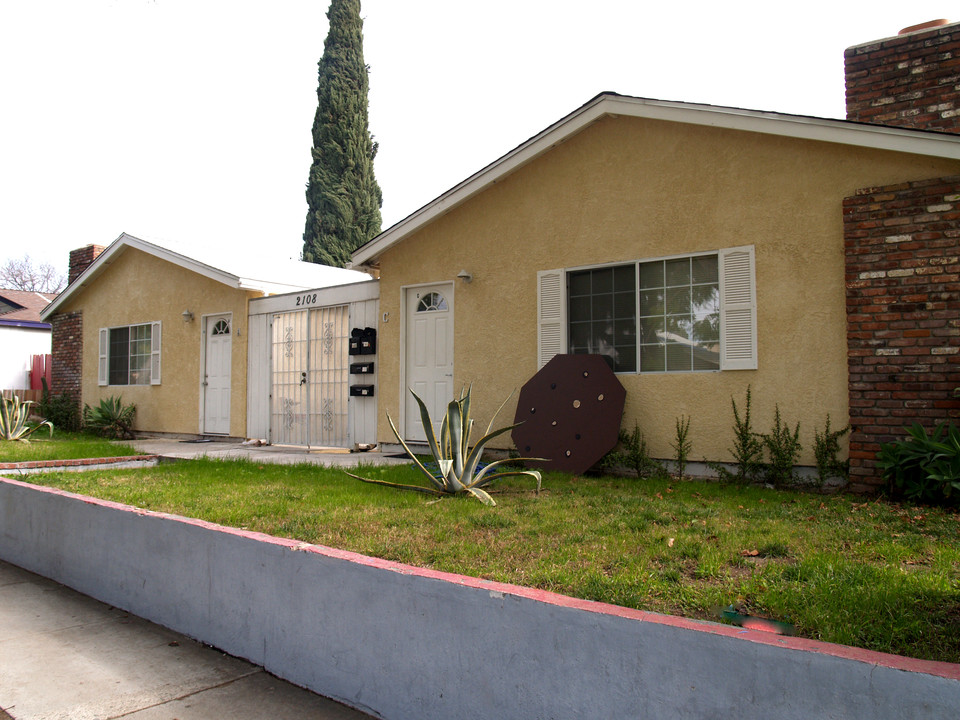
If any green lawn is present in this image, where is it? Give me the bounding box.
[20,457,960,664]
[0,431,138,463]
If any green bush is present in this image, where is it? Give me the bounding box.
[38,381,81,432]
[876,422,960,506]
[813,414,849,486]
[760,405,802,488]
[83,396,136,439]
[0,395,53,441]
[602,421,666,479]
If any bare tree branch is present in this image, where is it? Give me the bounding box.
[0,255,65,293]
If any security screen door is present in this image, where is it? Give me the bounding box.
[271,306,349,447]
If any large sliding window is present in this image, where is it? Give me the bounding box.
[99,322,161,386]
[538,246,756,374]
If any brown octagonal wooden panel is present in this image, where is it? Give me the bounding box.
[511,354,626,474]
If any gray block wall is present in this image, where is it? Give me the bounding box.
[2,477,958,720]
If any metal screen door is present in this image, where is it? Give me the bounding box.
[271,306,349,447]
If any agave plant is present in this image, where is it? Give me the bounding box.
[347,386,542,506]
[84,395,136,439]
[0,394,54,441]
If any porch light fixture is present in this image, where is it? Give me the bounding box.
[181,309,194,323]
[456,269,473,283]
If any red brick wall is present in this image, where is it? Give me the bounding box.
[844,176,960,491]
[845,21,960,133]
[50,311,83,404]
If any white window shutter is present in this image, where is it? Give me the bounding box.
[98,328,108,386]
[719,246,757,370]
[537,269,566,369]
[150,321,162,384]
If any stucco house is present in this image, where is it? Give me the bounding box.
[0,288,56,393]
[350,20,960,489]
[41,233,371,441]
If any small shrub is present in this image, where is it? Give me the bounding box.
[718,386,763,484]
[83,396,136,439]
[602,422,666,478]
[671,415,692,478]
[876,422,960,506]
[760,405,802,488]
[813,414,849,486]
[38,380,81,432]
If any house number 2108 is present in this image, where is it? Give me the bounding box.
[296,293,318,306]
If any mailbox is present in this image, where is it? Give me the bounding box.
[360,327,376,355]
[350,384,375,397]
[350,362,374,374]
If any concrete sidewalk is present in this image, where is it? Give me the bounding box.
[125,437,410,468]
[0,561,374,720]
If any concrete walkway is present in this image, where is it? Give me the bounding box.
[125,437,410,468]
[0,560,374,720]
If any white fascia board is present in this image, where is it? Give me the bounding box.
[351,94,960,267]
[248,279,379,316]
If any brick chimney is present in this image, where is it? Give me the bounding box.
[845,19,960,133]
[68,244,105,285]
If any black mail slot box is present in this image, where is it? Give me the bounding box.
[350,384,375,397]
[350,362,374,374]
[349,327,377,355]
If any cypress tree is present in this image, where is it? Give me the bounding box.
[302,0,382,267]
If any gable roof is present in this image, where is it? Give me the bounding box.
[42,232,371,321]
[0,288,57,328]
[351,92,960,268]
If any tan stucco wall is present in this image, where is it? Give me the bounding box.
[57,248,259,437]
[375,115,960,465]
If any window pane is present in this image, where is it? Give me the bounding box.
[665,258,690,286]
[665,287,690,315]
[592,268,613,294]
[666,343,692,372]
[639,289,664,316]
[639,316,664,344]
[569,272,591,297]
[692,285,719,315]
[613,265,635,291]
[638,254,719,374]
[129,324,152,385]
[665,315,692,340]
[569,296,591,322]
[591,294,613,319]
[613,291,635,318]
[692,255,719,284]
[640,344,665,372]
[567,265,635,373]
[639,261,663,290]
[692,346,720,371]
[109,327,129,385]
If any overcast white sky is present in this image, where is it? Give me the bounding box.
[1,1,955,277]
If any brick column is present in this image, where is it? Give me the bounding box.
[50,311,83,405]
[844,176,960,491]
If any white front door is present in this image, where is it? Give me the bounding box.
[203,314,232,434]
[404,283,453,442]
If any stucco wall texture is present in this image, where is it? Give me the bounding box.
[375,115,960,465]
[57,248,260,437]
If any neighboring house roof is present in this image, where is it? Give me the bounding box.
[0,288,57,329]
[42,232,371,321]
[351,92,960,267]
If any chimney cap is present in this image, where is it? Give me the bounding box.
[899,19,950,35]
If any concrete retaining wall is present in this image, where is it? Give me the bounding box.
[1,476,958,719]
